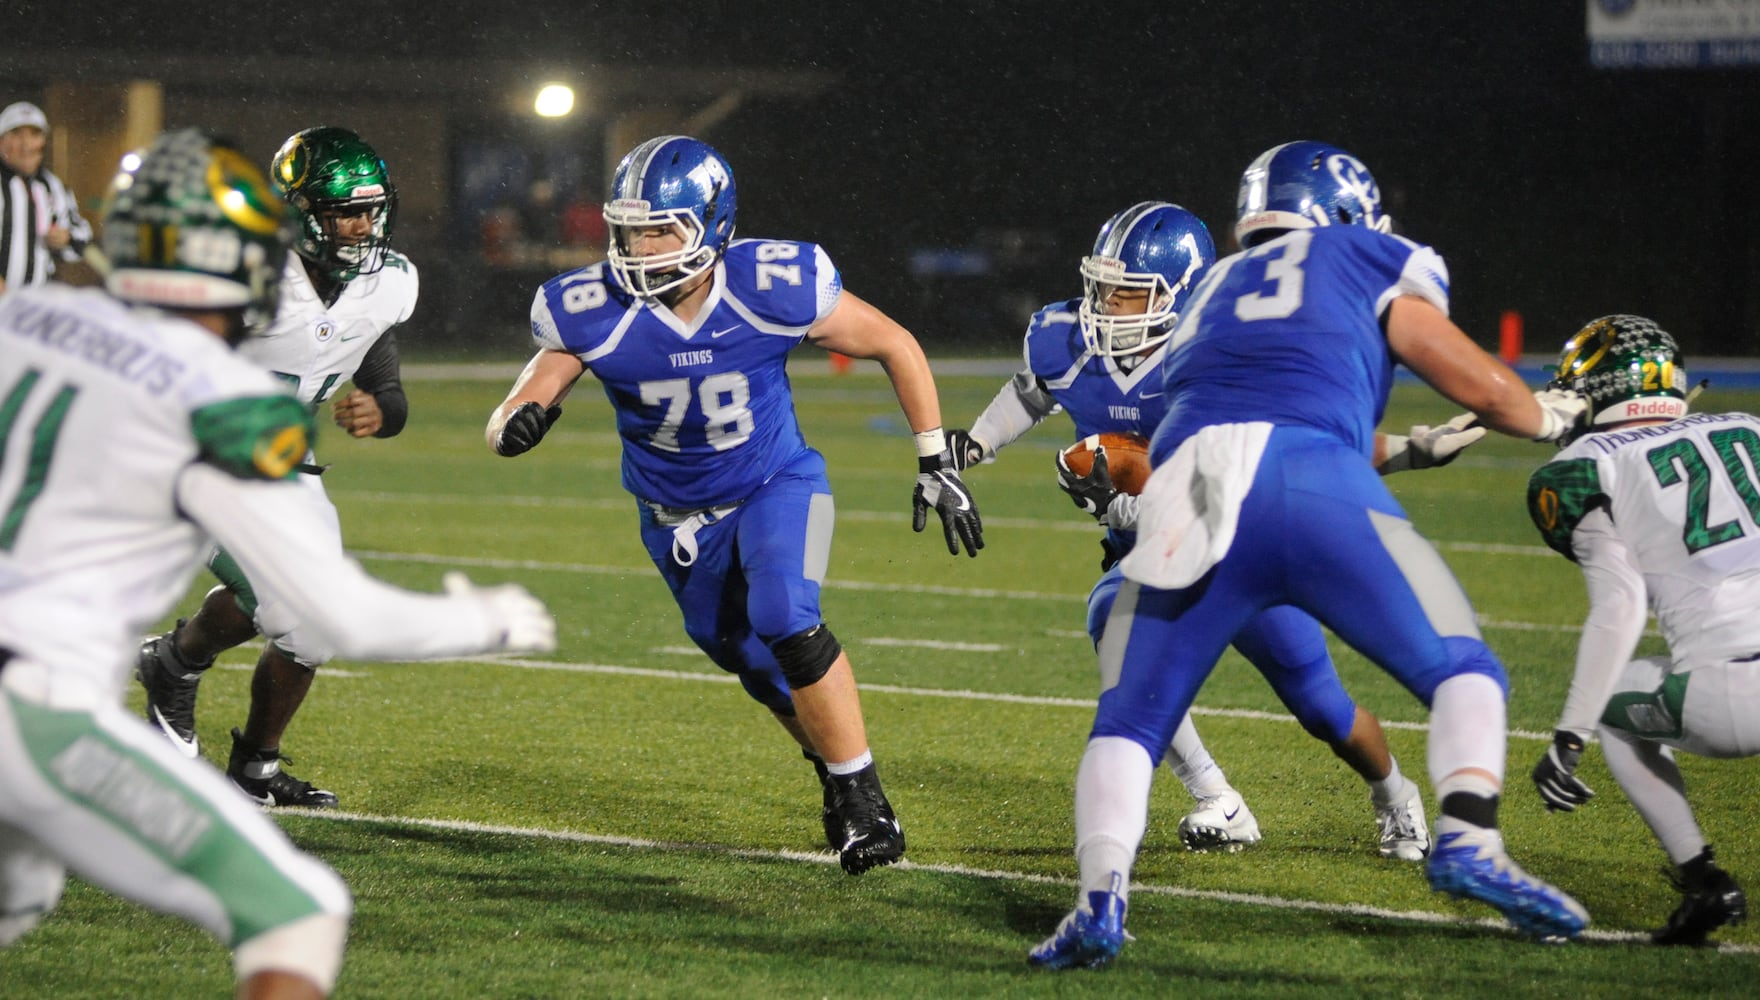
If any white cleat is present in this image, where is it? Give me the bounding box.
[1177,789,1261,853]
[1376,779,1431,861]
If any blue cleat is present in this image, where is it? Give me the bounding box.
[1426,828,1588,941]
[1028,889,1128,970]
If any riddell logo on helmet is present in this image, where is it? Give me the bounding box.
[1611,398,1686,420]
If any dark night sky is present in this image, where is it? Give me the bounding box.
[11,2,1760,355]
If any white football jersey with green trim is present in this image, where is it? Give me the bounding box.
[0,284,302,690]
[241,251,417,416]
[1537,412,1760,667]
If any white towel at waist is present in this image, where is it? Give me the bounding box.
[1119,422,1272,590]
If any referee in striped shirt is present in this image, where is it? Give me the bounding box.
[0,101,94,293]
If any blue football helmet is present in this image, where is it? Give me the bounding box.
[1234,141,1392,249]
[1077,202,1215,358]
[603,135,737,298]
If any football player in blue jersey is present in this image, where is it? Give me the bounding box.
[1030,142,1594,969]
[485,135,984,876]
[951,201,1469,862]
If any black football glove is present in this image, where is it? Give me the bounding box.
[495,402,562,457]
[1056,447,1118,521]
[945,428,986,471]
[1532,729,1595,813]
[912,450,984,557]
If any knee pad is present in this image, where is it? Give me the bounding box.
[264,631,333,669]
[771,624,842,689]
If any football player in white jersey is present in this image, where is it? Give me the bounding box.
[0,128,552,1000]
[1527,315,1753,945]
[486,135,984,875]
[135,127,417,808]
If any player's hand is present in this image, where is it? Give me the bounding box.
[1532,388,1589,443]
[443,571,557,653]
[1532,729,1594,812]
[1056,447,1117,521]
[1379,413,1486,474]
[332,389,384,438]
[912,451,984,557]
[494,402,562,457]
[945,428,986,471]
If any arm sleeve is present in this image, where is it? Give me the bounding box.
[352,331,408,438]
[967,370,1060,458]
[1557,506,1650,737]
[175,463,508,660]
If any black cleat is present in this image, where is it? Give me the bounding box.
[1655,847,1748,946]
[826,762,904,875]
[135,622,204,758]
[227,728,339,809]
[804,750,839,850]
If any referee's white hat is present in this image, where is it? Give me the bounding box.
[0,102,49,135]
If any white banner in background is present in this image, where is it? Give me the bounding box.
[1588,0,1760,67]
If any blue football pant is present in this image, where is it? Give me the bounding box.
[639,449,835,714]
[1095,427,1505,762]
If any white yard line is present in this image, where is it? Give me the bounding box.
[283,808,1730,951]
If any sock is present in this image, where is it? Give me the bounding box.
[1164,714,1232,800]
[1367,757,1409,808]
[1074,736,1154,902]
[825,749,873,776]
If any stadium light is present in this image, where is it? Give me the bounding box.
[534,83,575,118]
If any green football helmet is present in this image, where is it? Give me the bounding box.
[271,126,397,278]
[101,127,293,334]
[1548,314,1689,433]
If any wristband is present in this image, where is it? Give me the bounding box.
[914,427,947,459]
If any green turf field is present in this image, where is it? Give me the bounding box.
[6,364,1757,998]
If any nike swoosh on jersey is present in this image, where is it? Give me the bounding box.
[710,326,741,338]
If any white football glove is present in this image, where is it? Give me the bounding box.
[1377,412,1486,474]
[1532,388,1589,443]
[443,571,557,653]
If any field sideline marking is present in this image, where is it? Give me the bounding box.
[352,547,1644,639]
[332,490,1561,549]
[286,808,1733,951]
[447,653,1561,741]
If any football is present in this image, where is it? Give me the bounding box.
[1059,432,1153,495]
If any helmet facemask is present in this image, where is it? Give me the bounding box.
[1548,315,1689,438]
[299,189,396,279]
[604,200,718,298]
[1077,256,1182,358]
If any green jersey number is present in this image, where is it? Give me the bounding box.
[272,371,342,408]
[1647,427,1760,555]
[0,368,79,550]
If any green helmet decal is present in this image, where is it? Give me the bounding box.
[271,126,398,278]
[1549,314,1690,432]
[101,128,293,332]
